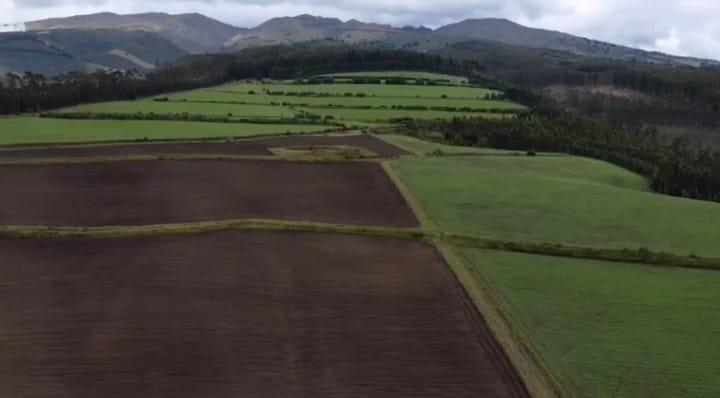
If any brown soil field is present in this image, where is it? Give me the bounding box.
[0,160,417,227]
[0,231,528,397]
[0,134,408,159]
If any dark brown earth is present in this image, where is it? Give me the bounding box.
[0,160,417,227]
[0,231,528,398]
[0,134,408,159]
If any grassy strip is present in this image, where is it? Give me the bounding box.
[448,234,720,271]
[42,112,345,127]
[0,153,385,166]
[435,240,560,398]
[160,99,525,115]
[0,219,425,240]
[0,128,350,149]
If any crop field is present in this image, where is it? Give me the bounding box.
[0,231,527,397]
[463,249,720,398]
[214,81,499,99]
[0,133,408,159]
[380,134,525,155]
[61,101,297,118]
[161,90,522,110]
[317,70,472,84]
[0,117,330,145]
[392,155,720,258]
[0,160,418,227]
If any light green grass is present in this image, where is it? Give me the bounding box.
[217,82,497,99]
[464,249,720,398]
[318,71,471,84]
[0,117,330,145]
[393,155,720,257]
[295,107,507,122]
[379,134,522,155]
[60,101,297,118]
[164,90,523,111]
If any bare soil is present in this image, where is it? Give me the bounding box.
[0,134,408,159]
[0,231,528,397]
[0,160,418,227]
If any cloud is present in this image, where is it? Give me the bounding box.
[1,0,719,60]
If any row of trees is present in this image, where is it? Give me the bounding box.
[0,46,483,115]
[405,102,720,202]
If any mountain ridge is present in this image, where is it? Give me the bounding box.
[2,12,717,76]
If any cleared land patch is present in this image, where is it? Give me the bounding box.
[0,134,408,159]
[0,160,417,227]
[463,248,720,398]
[0,231,528,398]
[392,155,720,257]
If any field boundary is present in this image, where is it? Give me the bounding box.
[447,234,720,271]
[0,153,386,166]
[381,158,556,398]
[0,219,425,240]
[0,128,352,149]
[437,240,561,398]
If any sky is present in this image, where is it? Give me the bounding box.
[2,0,720,60]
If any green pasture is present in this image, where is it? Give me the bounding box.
[163,90,523,111]
[59,101,297,118]
[217,82,498,99]
[392,155,720,257]
[317,71,471,84]
[464,249,720,398]
[379,134,522,155]
[0,117,330,145]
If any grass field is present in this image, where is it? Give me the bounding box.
[0,117,330,145]
[379,134,523,155]
[317,71,471,84]
[60,101,297,118]
[463,249,720,398]
[162,90,523,110]
[216,82,498,99]
[393,155,720,257]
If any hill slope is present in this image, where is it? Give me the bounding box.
[225,14,397,49]
[26,12,242,53]
[0,29,187,75]
[433,18,716,67]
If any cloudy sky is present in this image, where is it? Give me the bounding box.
[2,0,720,60]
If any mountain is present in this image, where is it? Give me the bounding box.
[433,18,715,67]
[26,12,242,53]
[0,29,187,75]
[4,12,719,76]
[225,14,397,49]
[225,15,718,67]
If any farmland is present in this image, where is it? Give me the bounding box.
[0,117,331,145]
[0,232,525,397]
[391,155,720,258]
[463,249,720,398]
[1,70,719,398]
